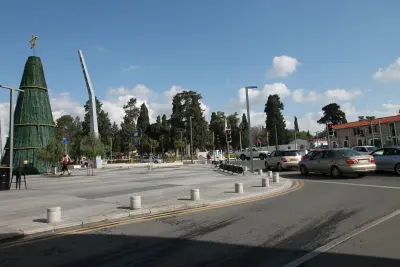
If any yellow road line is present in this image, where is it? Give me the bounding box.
[1,180,303,249]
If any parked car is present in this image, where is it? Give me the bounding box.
[298,148,376,178]
[235,147,269,161]
[141,156,163,163]
[301,149,323,160]
[352,146,378,155]
[369,147,400,175]
[265,150,305,171]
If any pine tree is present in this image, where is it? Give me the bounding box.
[82,97,112,146]
[294,116,299,132]
[318,103,347,125]
[120,98,140,154]
[209,111,226,150]
[137,103,150,134]
[239,113,249,149]
[170,91,209,151]
[264,94,286,146]
[111,122,121,153]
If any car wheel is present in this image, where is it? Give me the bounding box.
[259,154,265,160]
[330,166,341,178]
[394,163,400,176]
[300,165,308,176]
[240,155,246,161]
[277,163,283,172]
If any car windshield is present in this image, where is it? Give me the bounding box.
[283,151,301,156]
[335,149,361,157]
[366,147,378,152]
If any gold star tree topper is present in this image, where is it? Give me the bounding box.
[30,33,38,49]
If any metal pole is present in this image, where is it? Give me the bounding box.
[190,117,193,164]
[180,131,183,162]
[212,132,215,152]
[110,138,112,161]
[9,88,14,185]
[245,86,256,173]
[274,123,278,149]
[394,121,398,146]
[239,130,242,151]
[378,119,383,148]
[326,123,330,148]
[294,130,297,150]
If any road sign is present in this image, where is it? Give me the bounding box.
[62,137,69,144]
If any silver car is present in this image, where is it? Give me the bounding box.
[265,150,304,172]
[352,146,378,155]
[370,147,400,175]
[298,149,376,178]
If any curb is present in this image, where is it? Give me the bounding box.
[0,179,298,244]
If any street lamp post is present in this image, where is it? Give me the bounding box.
[0,85,24,187]
[245,86,257,173]
[189,116,194,164]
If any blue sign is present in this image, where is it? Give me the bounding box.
[62,137,69,144]
[134,140,140,147]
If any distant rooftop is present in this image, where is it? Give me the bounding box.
[333,115,400,130]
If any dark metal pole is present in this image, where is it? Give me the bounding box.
[190,117,194,164]
[9,89,14,185]
[245,86,257,173]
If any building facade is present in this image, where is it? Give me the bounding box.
[332,115,400,148]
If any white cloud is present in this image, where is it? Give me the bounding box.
[292,89,319,102]
[50,92,85,121]
[268,55,299,77]
[94,45,106,52]
[324,89,362,101]
[373,58,400,83]
[121,65,139,72]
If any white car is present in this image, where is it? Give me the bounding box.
[235,147,269,161]
[265,150,305,172]
[352,146,378,155]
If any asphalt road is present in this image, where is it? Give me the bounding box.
[1,171,400,267]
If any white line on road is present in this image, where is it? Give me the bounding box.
[304,179,400,189]
[282,208,400,267]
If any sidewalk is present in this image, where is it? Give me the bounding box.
[0,165,294,240]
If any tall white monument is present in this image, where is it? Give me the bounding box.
[78,50,101,168]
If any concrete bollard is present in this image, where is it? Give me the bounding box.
[258,169,263,175]
[273,172,280,183]
[268,171,273,178]
[130,196,142,210]
[190,189,200,201]
[262,178,269,187]
[47,207,61,223]
[235,183,244,193]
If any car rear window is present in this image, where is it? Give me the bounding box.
[282,151,300,156]
[335,149,360,157]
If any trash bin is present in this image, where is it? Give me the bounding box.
[0,168,10,191]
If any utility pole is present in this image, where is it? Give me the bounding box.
[274,123,278,150]
[212,132,215,152]
[0,85,24,187]
[110,137,113,161]
[326,123,331,148]
[294,130,297,150]
[245,86,257,173]
[239,130,242,151]
[189,117,193,164]
[180,131,183,162]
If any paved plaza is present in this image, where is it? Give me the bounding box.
[0,164,291,240]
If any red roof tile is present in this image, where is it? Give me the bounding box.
[333,115,400,130]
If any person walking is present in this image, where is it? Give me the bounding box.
[60,153,71,176]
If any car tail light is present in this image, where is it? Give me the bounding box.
[370,158,376,163]
[345,159,358,164]
[301,156,308,160]
[281,158,287,162]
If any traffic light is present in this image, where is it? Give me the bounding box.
[328,123,334,136]
[226,129,232,143]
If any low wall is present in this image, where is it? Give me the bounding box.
[102,162,184,169]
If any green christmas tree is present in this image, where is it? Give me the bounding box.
[1,56,55,174]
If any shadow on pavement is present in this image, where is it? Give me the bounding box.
[0,232,399,267]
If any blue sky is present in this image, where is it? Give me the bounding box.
[1,0,400,140]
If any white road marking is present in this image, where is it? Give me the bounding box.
[282,208,400,267]
[305,179,400,189]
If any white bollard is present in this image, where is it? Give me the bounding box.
[235,183,244,193]
[262,178,269,187]
[268,171,273,178]
[244,166,248,172]
[190,189,200,201]
[273,172,280,183]
[258,169,263,175]
[47,207,61,223]
[130,196,142,210]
